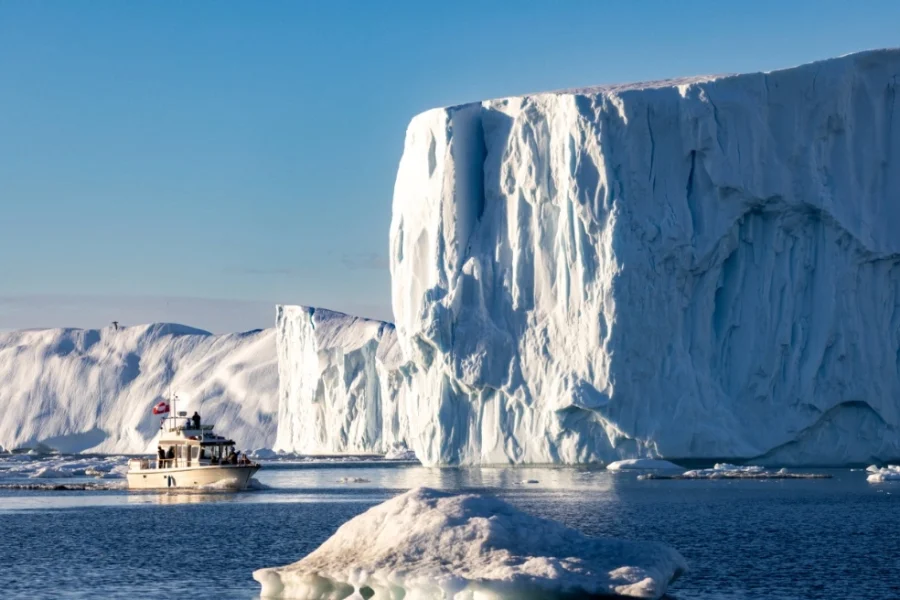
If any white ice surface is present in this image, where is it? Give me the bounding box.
[866,465,900,482]
[607,459,684,471]
[0,323,277,453]
[254,487,686,599]
[387,48,900,465]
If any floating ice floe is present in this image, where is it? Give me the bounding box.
[254,487,686,599]
[0,481,126,491]
[251,448,279,460]
[29,467,75,479]
[1,454,130,481]
[383,445,417,461]
[638,463,831,480]
[607,459,684,472]
[336,477,370,484]
[866,466,900,483]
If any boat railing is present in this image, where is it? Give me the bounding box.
[151,457,258,469]
[168,423,215,432]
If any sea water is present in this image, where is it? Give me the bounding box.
[0,457,898,599]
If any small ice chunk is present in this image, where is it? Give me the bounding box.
[640,464,830,480]
[607,459,684,471]
[867,465,900,483]
[254,487,686,599]
[30,467,74,479]
[252,448,279,459]
[384,444,417,461]
[336,477,370,484]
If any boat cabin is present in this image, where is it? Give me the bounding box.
[129,411,250,471]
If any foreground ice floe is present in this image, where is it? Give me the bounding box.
[866,466,900,483]
[254,487,686,599]
[639,464,831,480]
[607,459,684,472]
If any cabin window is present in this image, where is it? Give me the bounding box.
[191,446,200,460]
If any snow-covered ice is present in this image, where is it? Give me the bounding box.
[607,459,684,471]
[386,48,900,465]
[254,487,686,599]
[0,323,278,454]
[866,465,900,483]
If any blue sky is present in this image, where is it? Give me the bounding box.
[1,1,897,332]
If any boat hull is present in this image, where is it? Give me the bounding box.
[126,464,260,490]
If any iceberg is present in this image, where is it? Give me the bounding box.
[388,48,900,465]
[0,323,278,453]
[254,487,686,599]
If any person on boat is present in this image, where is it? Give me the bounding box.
[226,448,238,465]
[157,446,165,465]
[191,412,201,429]
[165,447,175,462]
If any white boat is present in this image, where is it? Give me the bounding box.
[127,399,260,491]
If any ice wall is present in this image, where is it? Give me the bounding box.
[0,324,278,453]
[390,48,900,465]
[274,305,411,454]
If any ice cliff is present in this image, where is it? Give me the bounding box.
[386,48,900,465]
[274,305,410,455]
[0,324,277,453]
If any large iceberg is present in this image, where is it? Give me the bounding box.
[254,487,686,599]
[387,48,900,465]
[0,323,277,453]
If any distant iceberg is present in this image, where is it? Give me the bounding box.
[254,487,686,599]
[0,323,277,454]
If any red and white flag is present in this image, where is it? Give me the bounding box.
[152,401,170,415]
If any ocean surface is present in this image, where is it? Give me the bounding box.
[0,456,898,599]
